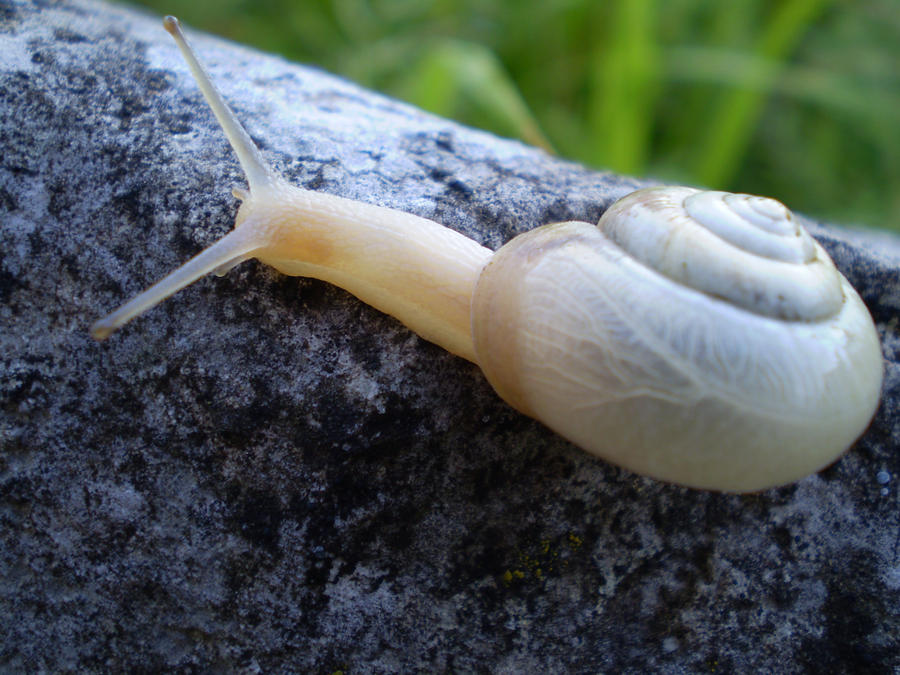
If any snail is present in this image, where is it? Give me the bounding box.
[91,16,883,492]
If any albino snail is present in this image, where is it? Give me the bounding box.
[92,16,884,492]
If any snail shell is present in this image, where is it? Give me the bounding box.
[472,187,883,491]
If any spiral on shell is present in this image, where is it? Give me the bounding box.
[472,187,882,491]
[601,187,844,321]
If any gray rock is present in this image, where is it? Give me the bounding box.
[1,0,898,672]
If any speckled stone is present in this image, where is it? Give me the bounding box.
[1,1,898,672]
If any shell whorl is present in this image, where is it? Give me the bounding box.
[599,187,845,321]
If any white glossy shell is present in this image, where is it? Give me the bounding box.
[472,187,883,491]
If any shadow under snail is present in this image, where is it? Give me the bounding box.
[92,16,884,493]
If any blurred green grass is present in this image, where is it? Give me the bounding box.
[127,0,899,232]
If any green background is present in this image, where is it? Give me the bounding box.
[125,0,898,232]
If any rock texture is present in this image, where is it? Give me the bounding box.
[1,1,898,672]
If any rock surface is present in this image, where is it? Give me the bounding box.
[1,0,898,672]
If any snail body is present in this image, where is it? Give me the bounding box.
[92,17,883,492]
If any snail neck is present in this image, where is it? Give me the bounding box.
[247,182,493,362]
